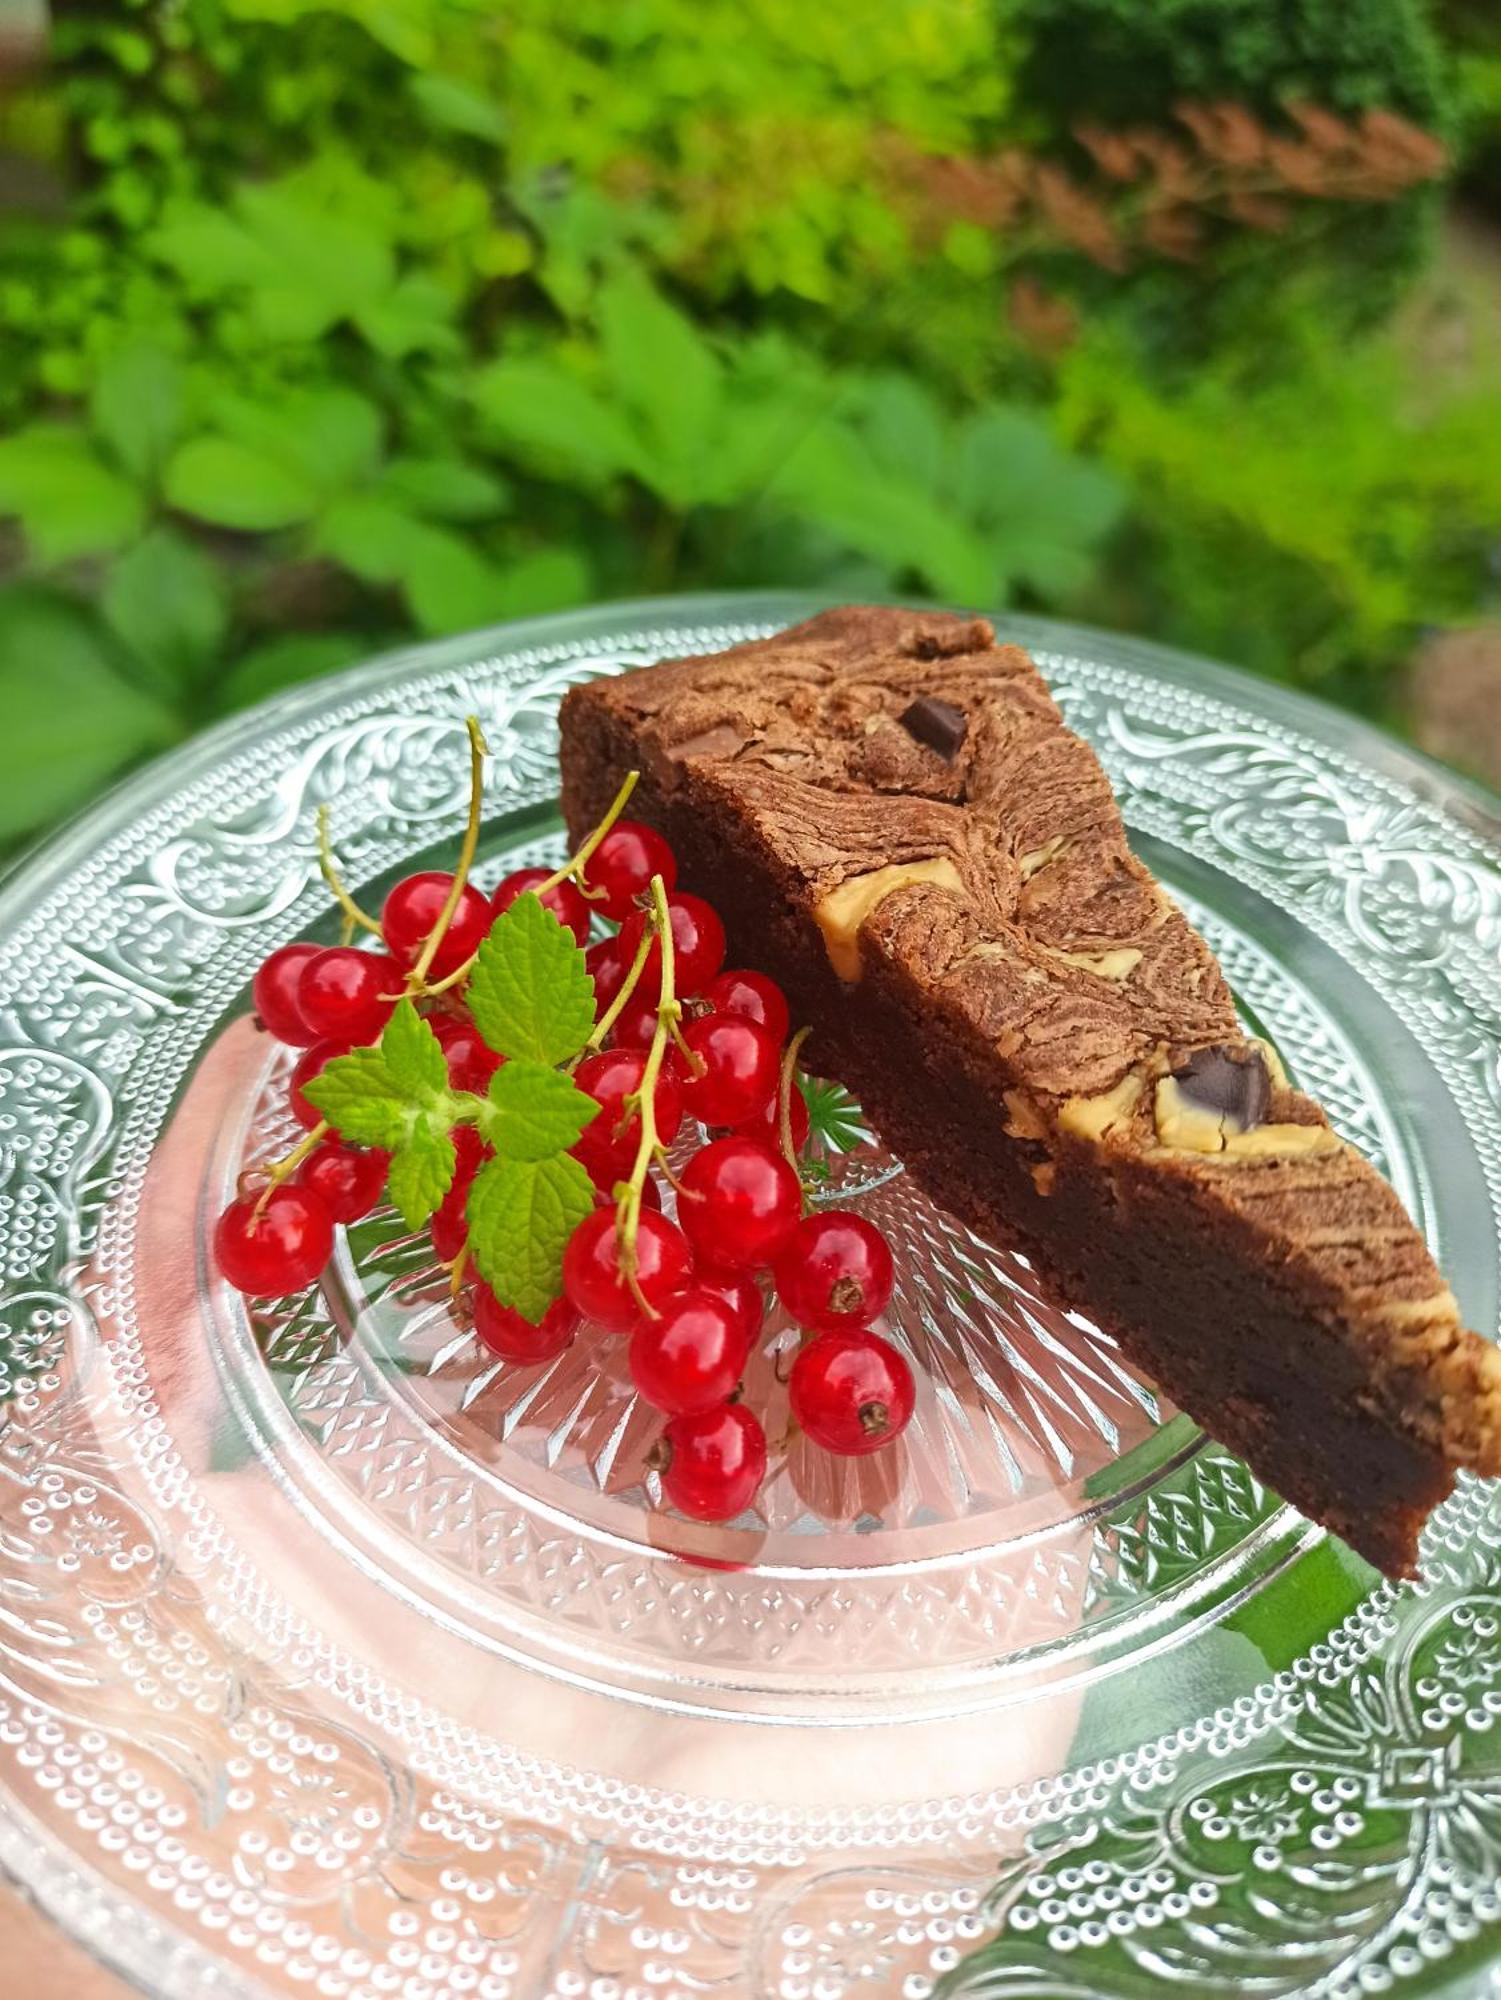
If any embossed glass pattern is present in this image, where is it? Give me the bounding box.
[1,596,1499,1998]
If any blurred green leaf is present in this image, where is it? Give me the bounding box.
[397,524,514,634]
[397,530,591,634]
[488,547,592,617]
[216,387,385,494]
[408,73,507,143]
[314,492,423,583]
[89,340,183,483]
[384,454,511,521]
[102,529,228,692]
[0,425,146,565]
[354,272,462,359]
[153,179,395,340]
[164,438,320,530]
[598,270,723,504]
[0,587,176,840]
[471,358,639,489]
[217,631,367,712]
[150,201,279,293]
[855,375,947,497]
[774,424,997,603]
[224,0,437,65]
[237,180,394,326]
[951,407,1124,597]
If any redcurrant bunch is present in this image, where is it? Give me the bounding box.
[220,773,912,1535]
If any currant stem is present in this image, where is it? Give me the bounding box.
[539,770,639,899]
[779,1025,812,1175]
[316,806,382,938]
[449,1242,470,1297]
[615,872,676,1320]
[408,716,488,991]
[669,1015,706,1077]
[250,1121,328,1220]
[576,917,656,1064]
[419,952,477,999]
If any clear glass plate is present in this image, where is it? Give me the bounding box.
[2,594,1500,2000]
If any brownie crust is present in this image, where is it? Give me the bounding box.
[559,606,1501,1575]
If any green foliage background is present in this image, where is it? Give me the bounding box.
[0,0,1499,848]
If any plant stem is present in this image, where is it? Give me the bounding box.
[420,952,478,998]
[408,716,488,991]
[316,805,382,938]
[669,1014,705,1076]
[614,873,677,1319]
[249,1121,327,1219]
[778,1025,811,1175]
[575,916,656,1062]
[538,769,639,899]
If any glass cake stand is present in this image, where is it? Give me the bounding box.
[2,594,1500,2000]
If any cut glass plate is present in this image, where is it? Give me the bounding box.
[1,595,1499,1999]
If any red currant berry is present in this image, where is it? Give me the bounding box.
[381,872,492,980]
[582,819,678,920]
[754,1084,811,1155]
[679,1015,780,1128]
[491,867,590,946]
[703,969,790,1046]
[608,992,659,1051]
[296,947,400,1047]
[214,1186,333,1296]
[630,1291,749,1416]
[677,1137,801,1271]
[586,934,630,1017]
[431,1015,501,1095]
[618,892,726,999]
[658,1404,767,1522]
[790,1329,914,1455]
[694,1269,765,1345]
[473,1286,578,1365]
[573,1049,683,1187]
[295,1138,389,1223]
[253,943,319,1046]
[774,1212,894,1332]
[289,1040,341,1128]
[574,1146,617,1196]
[431,1126,488,1262]
[561,1208,693,1332]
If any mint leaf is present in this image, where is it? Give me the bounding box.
[302,1047,413,1149]
[478,1058,596,1162]
[387,1125,457,1231]
[466,1152,595,1324]
[381,998,449,1097]
[467,892,595,1065]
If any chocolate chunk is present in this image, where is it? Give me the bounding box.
[898,695,968,761]
[1172,1045,1271,1130]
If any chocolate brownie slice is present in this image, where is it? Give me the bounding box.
[560,606,1501,1574]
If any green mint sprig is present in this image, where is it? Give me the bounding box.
[304,891,599,1322]
[466,886,596,1064]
